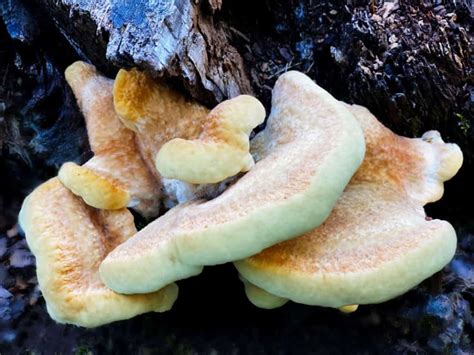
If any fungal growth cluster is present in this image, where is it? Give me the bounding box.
[19,62,462,327]
[236,104,463,310]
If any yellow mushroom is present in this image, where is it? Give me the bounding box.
[235,103,463,310]
[19,178,178,327]
[239,274,289,309]
[339,305,359,314]
[99,71,365,294]
[113,68,210,176]
[62,63,264,212]
[59,62,161,217]
[58,162,129,210]
[113,67,264,198]
[156,95,265,184]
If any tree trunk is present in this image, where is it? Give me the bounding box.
[36,0,253,104]
[28,0,474,159]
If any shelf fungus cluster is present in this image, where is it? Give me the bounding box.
[19,62,462,327]
[235,104,463,310]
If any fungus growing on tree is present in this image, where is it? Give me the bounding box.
[156,95,265,184]
[235,104,463,310]
[59,62,161,217]
[99,71,365,294]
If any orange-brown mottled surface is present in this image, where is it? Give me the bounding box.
[99,71,365,294]
[242,104,462,278]
[62,62,161,217]
[115,69,264,185]
[19,178,177,327]
[107,72,358,249]
[347,104,455,205]
[113,68,210,173]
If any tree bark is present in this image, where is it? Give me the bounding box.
[221,0,472,162]
[28,0,473,160]
[35,0,253,104]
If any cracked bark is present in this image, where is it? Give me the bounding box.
[34,0,253,105]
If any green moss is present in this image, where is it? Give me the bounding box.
[455,113,470,135]
[74,345,93,355]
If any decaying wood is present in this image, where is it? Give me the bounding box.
[36,0,253,104]
[223,0,472,165]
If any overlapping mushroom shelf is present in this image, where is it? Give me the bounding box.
[19,62,462,327]
[236,104,462,310]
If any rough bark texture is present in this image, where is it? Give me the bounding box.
[0,0,473,353]
[28,0,473,162]
[36,0,253,104]
[0,0,89,232]
[222,0,473,165]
